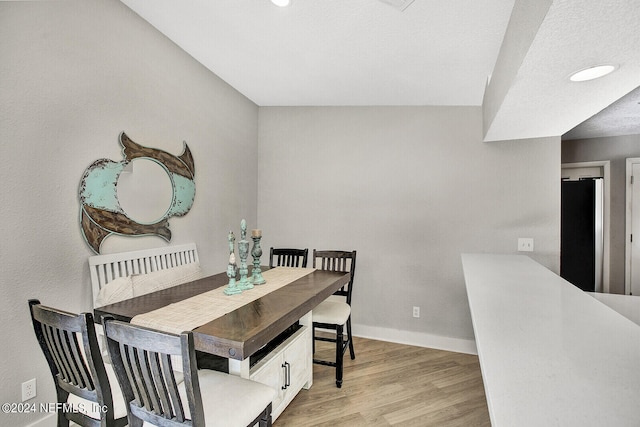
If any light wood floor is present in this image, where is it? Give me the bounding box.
[274,336,491,426]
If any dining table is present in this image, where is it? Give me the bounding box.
[94,266,350,375]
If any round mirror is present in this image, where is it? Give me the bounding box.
[117,158,173,224]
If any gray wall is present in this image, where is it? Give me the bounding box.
[1,2,565,425]
[562,134,640,294]
[258,106,560,349]
[0,1,258,425]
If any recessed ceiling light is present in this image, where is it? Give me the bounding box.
[271,0,290,6]
[569,65,617,82]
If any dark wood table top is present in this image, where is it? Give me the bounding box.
[94,268,350,360]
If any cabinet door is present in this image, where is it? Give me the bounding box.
[284,327,311,393]
[250,352,285,411]
[249,325,312,420]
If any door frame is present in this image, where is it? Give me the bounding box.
[561,161,610,293]
[625,158,640,295]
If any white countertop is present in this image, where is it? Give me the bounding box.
[462,254,640,427]
[587,292,640,327]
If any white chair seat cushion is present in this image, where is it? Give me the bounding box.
[325,294,345,303]
[66,361,127,420]
[313,300,351,325]
[143,369,275,426]
[195,370,275,426]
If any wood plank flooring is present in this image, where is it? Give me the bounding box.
[274,336,491,426]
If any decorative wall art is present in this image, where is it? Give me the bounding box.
[79,132,196,253]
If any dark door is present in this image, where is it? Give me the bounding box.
[561,180,596,291]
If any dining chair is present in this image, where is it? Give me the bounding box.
[311,250,357,388]
[103,317,275,427]
[28,299,128,427]
[269,247,308,268]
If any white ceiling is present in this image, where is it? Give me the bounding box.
[121,0,640,142]
[564,85,640,140]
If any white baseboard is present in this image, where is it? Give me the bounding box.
[351,323,477,355]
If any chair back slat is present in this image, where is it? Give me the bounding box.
[270,247,309,268]
[149,352,179,421]
[313,250,357,303]
[161,353,185,422]
[68,332,94,390]
[42,326,69,382]
[121,343,142,406]
[139,348,166,418]
[161,355,187,422]
[128,346,153,411]
[105,318,202,426]
[55,329,92,390]
[37,312,94,392]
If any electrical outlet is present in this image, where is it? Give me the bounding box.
[518,238,534,252]
[22,378,36,401]
[412,306,420,318]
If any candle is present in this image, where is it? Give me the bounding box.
[252,229,262,238]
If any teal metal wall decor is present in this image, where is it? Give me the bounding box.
[79,132,196,253]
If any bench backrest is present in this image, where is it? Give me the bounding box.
[88,243,199,307]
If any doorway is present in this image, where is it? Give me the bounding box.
[561,161,610,292]
[625,158,640,295]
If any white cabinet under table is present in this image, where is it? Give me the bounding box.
[245,315,312,420]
